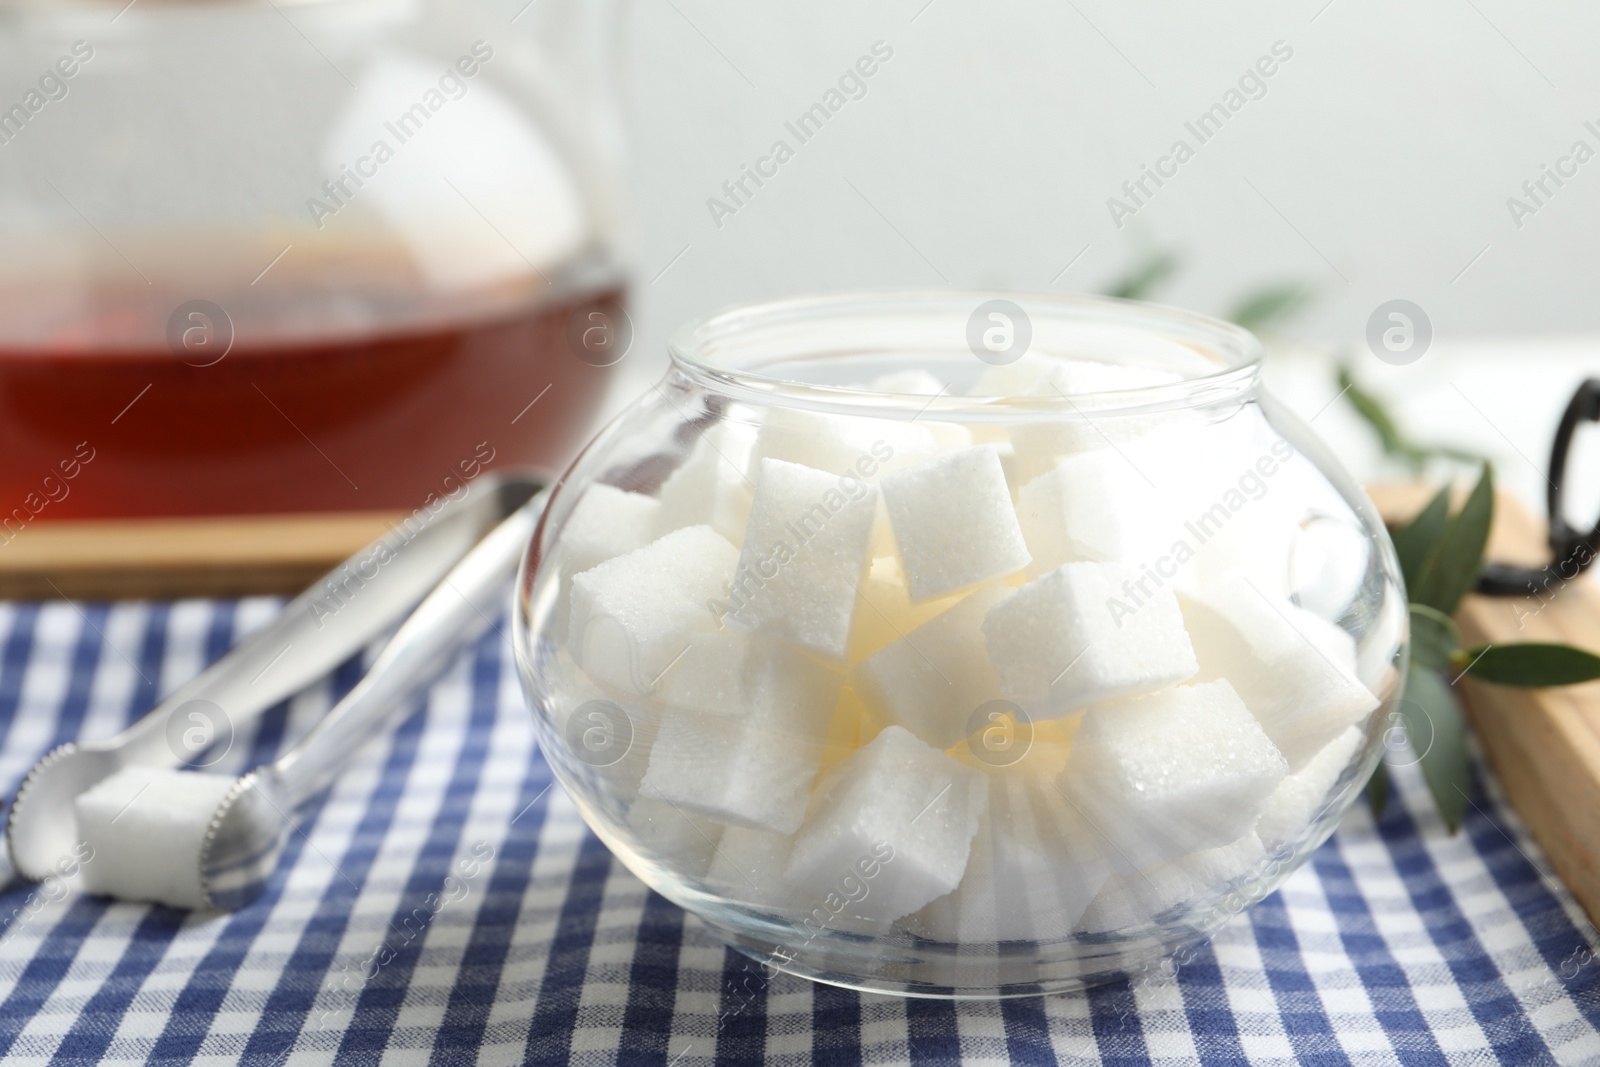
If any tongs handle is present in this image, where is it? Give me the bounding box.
[110,473,543,768]
[272,488,547,808]
[1477,379,1600,596]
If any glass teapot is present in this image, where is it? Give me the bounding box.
[0,0,627,518]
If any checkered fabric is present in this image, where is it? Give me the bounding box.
[0,598,1596,1066]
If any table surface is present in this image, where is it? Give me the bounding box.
[0,597,1595,1066]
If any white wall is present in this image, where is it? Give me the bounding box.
[621,0,1600,392]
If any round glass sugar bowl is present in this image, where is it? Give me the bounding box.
[514,290,1408,997]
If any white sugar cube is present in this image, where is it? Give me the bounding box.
[625,796,725,879]
[640,638,840,834]
[968,353,1058,397]
[641,710,823,835]
[704,826,812,910]
[907,777,1110,943]
[76,766,237,909]
[868,369,947,395]
[1015,451,1176,576]
[1008,378,1203,485]
[992,439,1024,493]
[880,446,1031,601]
[659,631,840,728]
[654,630,747,714]
[1079,831,1266,933]
[1256,726,1366,849]
[656,422,757,545]
[1357,594,1408,697]
[569,525,739,694]
[1287,520,1371,620]
[726,459,878,661]
[1289,607,1363,677]
[854,585,1011,749]
[1037,358,1183,396]
[1059,680,1288,867]
[561,484,662,578]
[972,352,1187,399]
[845,552,965,663]
[1177,504,1298,601]
[542,648,655,803]
[786,725,985,923]
[982,562,1198,714]
[1056,326,1218,379]
[746,408,962,481]
[1183,574,1379,770]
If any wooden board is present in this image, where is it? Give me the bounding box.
[1369,484,1600,926]
[0,512,406,600]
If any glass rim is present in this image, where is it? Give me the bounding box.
[666,288,1265,421]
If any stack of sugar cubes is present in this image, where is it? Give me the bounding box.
[547,352,1380,944]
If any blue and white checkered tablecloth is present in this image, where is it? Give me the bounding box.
[0,597,1596,1066]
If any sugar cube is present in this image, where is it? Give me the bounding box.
[1009,410,1202,485]
[560,484,662,578]
[972,350,1189,399]
[949,713,1079,780]
[1357,593,1408,696]
[907,777,1110,943]
[1015,451,1176,576]
[658,631,840,728]
[1036,358,1183,396]
[969,353,1056,397]
[868,369,948,395]
[76,766,238,909]
[725,458,878,660]
[991,439,1024,493]
[879,446,1031,601]
[703,826,812,910]
[982,562,1198,714]
[1255,726,1366,849]
[846,553,964,663]
[1059,680,1288,868]
[785,725,986,923]
[1175,501,1299,601]
[569,525,739,694]
[1287,519,1371,621]
[745,408,962,481]
[1054,325,1218,379]
[1182,574,1379,770]
[1079,831,1265,933]
[639,637,840,834]
[541,647,656,803]
[854,585,1011,749]
[640,709,823,835]
[656,421,757,545]
[625,796,725,879]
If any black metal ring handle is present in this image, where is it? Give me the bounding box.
[1476,378,1600,596]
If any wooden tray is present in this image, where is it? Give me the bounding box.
[1370,484,1600,926]
[0,512,406,600]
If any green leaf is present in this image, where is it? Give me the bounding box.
[1454,642,1600,687]
[1338,366,1485,471]
[1410,463,1494,616]
[1391,485,1451,592]
[1104,250,1178,301]
[1339,367,1409,457]
[1408,604,1461,671]
[1229,283,1313,332]
[1367,759,1390,819]
[1398,668,1470,833]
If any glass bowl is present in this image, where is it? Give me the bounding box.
[513,290,1408,997]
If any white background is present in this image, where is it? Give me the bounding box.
[616,0,1600,513]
